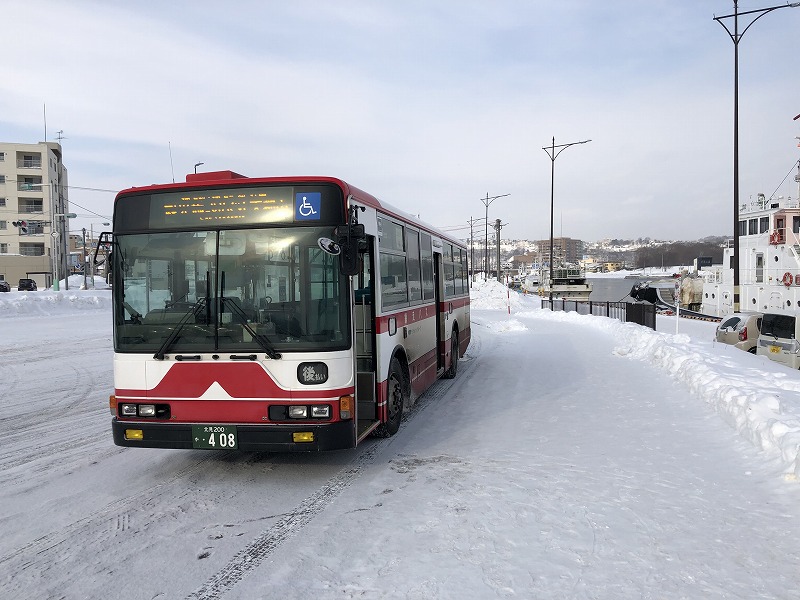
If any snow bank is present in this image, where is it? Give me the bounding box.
[0,276,111,318]
[474,278,800,479]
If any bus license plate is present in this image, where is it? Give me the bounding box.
[192,425,238,449]
[770,345,781,354]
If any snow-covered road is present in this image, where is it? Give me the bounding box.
[1,282,799,599]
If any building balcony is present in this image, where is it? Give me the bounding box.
[17,160,42,169]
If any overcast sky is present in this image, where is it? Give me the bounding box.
[2,1,799,243]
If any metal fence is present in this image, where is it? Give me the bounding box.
[541,299,656,330]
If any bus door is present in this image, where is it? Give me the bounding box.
[354,240,378,434]
[434,252,444,372]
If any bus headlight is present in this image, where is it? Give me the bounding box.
[311,405,331,419]
[288,406,308,419]
[120,404,137,417]
[118,403,171,419]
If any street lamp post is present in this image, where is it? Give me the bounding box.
[480,193,510,278]
[194,162,204,174]
[542,137,591,308]
[714,1,800,313]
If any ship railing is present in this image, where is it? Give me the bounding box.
[740,196,799,213]
[551,266,585,279]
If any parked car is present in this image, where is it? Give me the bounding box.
[0,280,10,292]
[715,311,762,353]
[757,312,800,369]
[17,278,37,291]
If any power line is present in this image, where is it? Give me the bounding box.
[69,200,112,220]
[67,185,118,193]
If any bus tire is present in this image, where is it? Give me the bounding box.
[443,328,459,379]
[372,358,406,438]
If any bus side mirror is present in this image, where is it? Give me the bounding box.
[338,224,365,239]
[339,244,362,276]
[335,204,366,277]
[335,224,366,276]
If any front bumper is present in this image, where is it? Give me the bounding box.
[111,418,356,452]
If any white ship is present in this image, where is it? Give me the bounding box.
[537,264,593,301]
[701,158,800,317]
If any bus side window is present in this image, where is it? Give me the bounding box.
[355,252,372,304]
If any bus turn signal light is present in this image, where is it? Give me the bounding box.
[109,395,117,416]
[293,432,314,443]
[339,395,353,420]
[125,429,144,441]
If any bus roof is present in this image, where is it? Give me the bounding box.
[116,172,467,249]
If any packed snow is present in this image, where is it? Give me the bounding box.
[1,276,799,599]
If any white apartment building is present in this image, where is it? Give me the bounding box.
[0,141,69,288]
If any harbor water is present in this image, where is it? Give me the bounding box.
[587,278,644,303]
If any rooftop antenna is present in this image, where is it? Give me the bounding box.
[169,142,175,183]
[43,104,47,141]
[55,130,66,143]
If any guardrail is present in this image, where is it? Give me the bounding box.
[541,299,656,330]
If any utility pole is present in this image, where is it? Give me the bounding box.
[59,179,70,290]
[468,216,478,285]
[494,218,504,282]
[480,193,510,278]
[82,228,88,290]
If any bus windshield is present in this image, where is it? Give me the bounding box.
[113,226,349,354]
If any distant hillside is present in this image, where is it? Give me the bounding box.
[477,237,729,269]
[597,239,724,269]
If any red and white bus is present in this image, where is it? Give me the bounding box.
[105,172,470,451]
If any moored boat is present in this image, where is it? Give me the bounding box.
[701,159,800,317]
[538,264,593,301]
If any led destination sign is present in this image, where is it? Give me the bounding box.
[115,184,344,232]
[156,186,294,226]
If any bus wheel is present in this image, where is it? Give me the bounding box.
[443,329,459,379]
[373,358,405,437]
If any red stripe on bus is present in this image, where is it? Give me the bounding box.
[375,304,437,333]
[438,296,470,311]
[409,348,439,396]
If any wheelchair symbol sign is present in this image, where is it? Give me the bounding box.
[295,192,321,221]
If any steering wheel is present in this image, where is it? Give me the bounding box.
[263,296,273,305]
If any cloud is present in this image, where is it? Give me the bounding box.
[1,1,798,242]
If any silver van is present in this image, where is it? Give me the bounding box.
[756,312,800,369]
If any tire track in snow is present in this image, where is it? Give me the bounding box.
[185,442,384,600]
[0,453,217,572]
[185,352,477,600]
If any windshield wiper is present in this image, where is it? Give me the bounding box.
[220,296,281,360]
[153,298,207,360]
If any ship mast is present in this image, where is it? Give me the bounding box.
[795,151,800,202]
